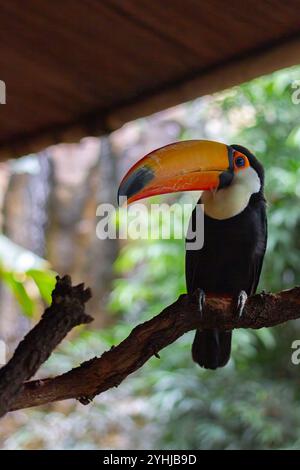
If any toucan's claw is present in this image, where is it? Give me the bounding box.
[198,289,206,318]
[236,290,247,318]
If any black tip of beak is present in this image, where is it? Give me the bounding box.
[118,165,155,205]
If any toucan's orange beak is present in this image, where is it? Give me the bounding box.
[118,140,234,205]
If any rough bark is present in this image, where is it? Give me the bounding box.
[0,275,92,417]
[7,286,300,413]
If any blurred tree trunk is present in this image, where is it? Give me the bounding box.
[85,136,119,326]
[46,137,119,326]
[0,153,53,348]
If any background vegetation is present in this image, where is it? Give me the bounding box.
[1,65,300,449]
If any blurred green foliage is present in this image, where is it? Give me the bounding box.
[106,65,300,449]
[219,66,300,292]
[2,65,300,450]
[0,235,56,316]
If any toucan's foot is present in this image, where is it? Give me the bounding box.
[198,289,206,318]
[236,290,247,318]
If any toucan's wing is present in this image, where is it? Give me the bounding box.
[249,201,268,295]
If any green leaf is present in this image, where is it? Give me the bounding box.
[26,269,57,305]
[1,271,35,317]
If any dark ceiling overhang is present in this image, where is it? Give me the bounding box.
[0,0,300,160]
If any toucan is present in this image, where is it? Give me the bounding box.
[118,140,267,369]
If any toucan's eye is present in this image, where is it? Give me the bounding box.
[235,156,245,167]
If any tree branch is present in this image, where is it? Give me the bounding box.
[0,275,93,417]
[8,286,300,412]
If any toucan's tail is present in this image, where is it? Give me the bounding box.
[192,329,232,369]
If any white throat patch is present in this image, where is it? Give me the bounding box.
[201,167,261,220]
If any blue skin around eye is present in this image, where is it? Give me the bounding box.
[236,157,245,167]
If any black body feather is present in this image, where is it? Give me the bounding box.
[185,146,267,369]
